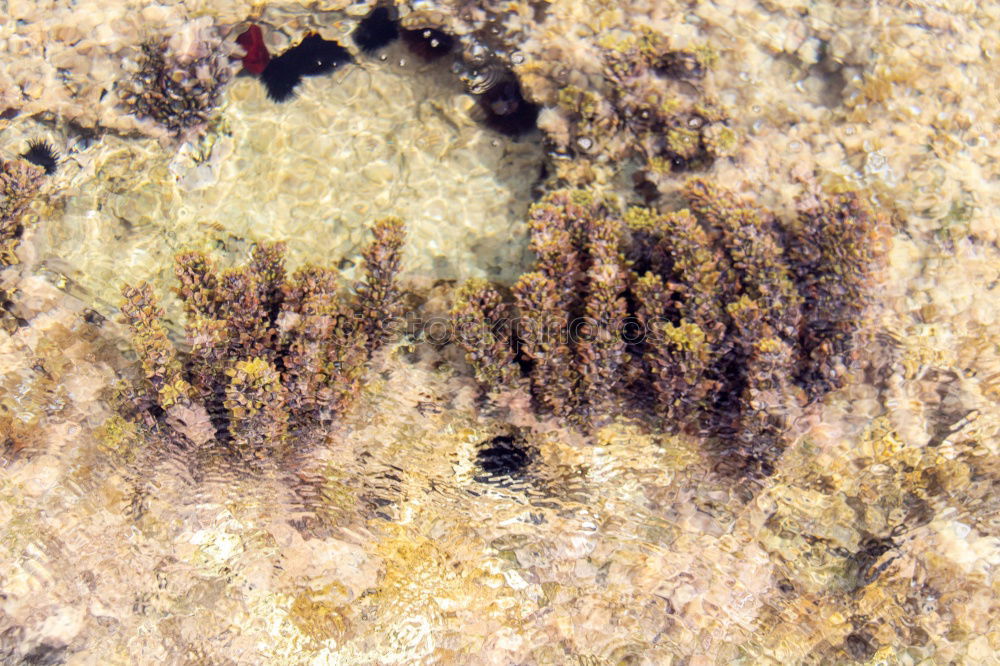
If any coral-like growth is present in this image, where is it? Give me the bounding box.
[118,219,406,459]
[603,31,731,176]
[576,212,629,416]
[453,184,891,477]
[355,216,405,350]
[512,271,577,415]
[455,191,628,422]
[452,279,520,392]
[120,283,189,412]
[224,357,290,455]
[119,21,233,136]
[523,24,732,189]
[785,192,894,400]
[1,157,43,267]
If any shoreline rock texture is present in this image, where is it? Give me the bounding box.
[1,0,999,664]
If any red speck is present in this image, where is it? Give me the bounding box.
[236,25,270,75]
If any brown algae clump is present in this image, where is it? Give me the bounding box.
[119,19,233,137]
[117,217,405,461]
[1,157,43,267]
[529,24,732,186]
[452,183,891,478]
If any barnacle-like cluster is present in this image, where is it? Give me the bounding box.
[118,217,405,461]
[1,157,43,267]
[525,25,733,187]
[118,20,233,137]
[453,184,891,477]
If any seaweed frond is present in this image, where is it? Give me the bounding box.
[454,182,891,479]
[118,218,408,460]
[355,215,406,355]
[451,279,519,393]
[1,158,43,266]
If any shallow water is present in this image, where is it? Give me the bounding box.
[29,38,542,318]
[2,1,1000,665]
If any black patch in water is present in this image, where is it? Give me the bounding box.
[21,139,59,175]
[655,51,706,80]
[477,76,538,137]
[261,33,352,102]
[82,308,106,326]
[842,632,876,661]
[475,434,531,484]
[352,6,399,54]
[401,27,454,61]
[21,642,67,666]
[293,34,353,77]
